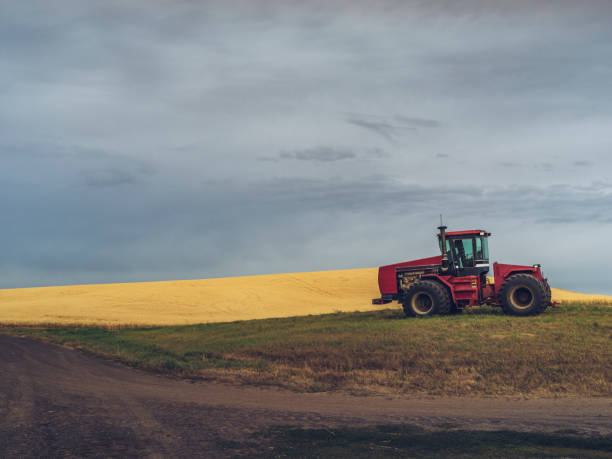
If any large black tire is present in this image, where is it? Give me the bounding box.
[499,274,548,316]
[402,280,451,317]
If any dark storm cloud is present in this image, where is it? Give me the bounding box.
[82,168,143,187]
[394,116,441,128]
[261,146,391,163]
[2,143,155,173]
[79,155,156,188]
[259,146,390,162]
[346,114,440,142]
[0,142,114,161]
[346,117,400,141]
[0,141,156,189]
[279,147,356,162]
[497,161,558,171]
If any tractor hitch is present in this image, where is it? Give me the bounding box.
[372,297,393,305]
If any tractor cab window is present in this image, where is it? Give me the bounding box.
[451,238,475,268]
[475,237,489,262]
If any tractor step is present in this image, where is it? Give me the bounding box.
[372,297,392,305]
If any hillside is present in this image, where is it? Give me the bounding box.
[0,268,610,326]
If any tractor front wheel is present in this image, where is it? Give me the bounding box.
[402,280,451,317]
[499,274,548,316]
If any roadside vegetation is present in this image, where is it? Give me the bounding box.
[2,304,610,396]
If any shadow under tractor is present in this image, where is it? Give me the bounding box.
[373,226,553,317]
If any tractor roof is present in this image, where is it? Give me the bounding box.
[439,229,490,237]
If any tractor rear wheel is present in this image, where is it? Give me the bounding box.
[499,274,548,316]
[402,280,451,317]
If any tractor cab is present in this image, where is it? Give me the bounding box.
[438,229,491,277]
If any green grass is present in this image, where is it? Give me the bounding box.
[2,304,611,396]
[259,424,612,458]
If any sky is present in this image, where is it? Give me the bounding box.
[1,0,612,293]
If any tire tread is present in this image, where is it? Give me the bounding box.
[402,279,451,317]
[499,273,548,316]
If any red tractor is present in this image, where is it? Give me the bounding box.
[373,226,553,316]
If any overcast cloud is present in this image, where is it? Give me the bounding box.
[1,0,612,293]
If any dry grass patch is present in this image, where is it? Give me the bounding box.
[3,304,610,397]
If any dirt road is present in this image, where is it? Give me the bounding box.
[1,335,610,457]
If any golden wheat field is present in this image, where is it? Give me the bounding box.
[0,268,610,326]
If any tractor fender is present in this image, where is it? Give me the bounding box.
[493,262,545,296]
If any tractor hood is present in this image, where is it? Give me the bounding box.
[378,255,442,296]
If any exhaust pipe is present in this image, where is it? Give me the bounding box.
[438,224,450,273]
